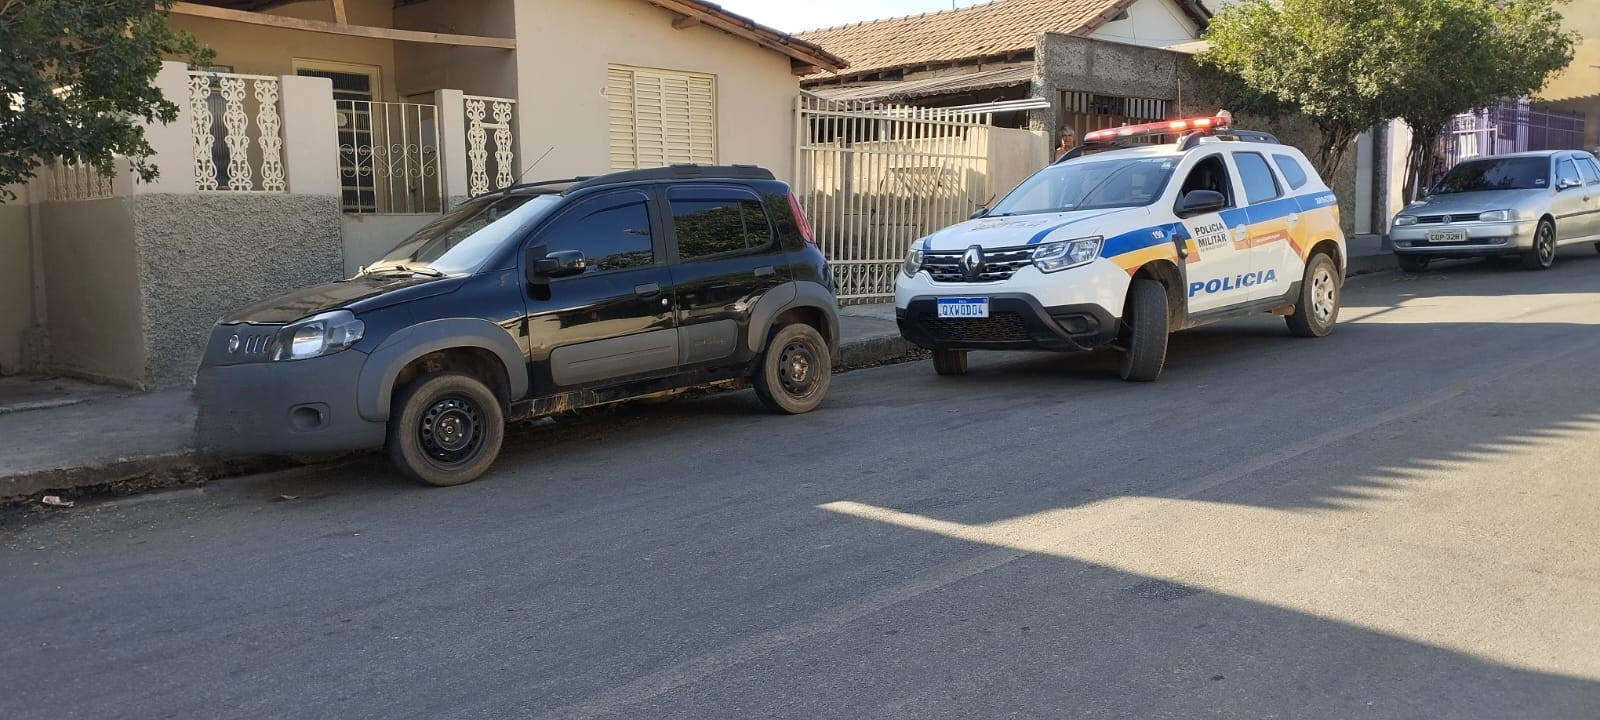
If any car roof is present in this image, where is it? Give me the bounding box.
[1066,137,1291,163]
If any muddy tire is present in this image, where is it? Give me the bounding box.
[753,323,831,414]
[932,349,968,376]
[386,372,505,487]
[1118,278,1168,382]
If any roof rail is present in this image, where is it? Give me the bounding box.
[566,164,776,194]
[1178,129,1280,150]
[472,177,589,198]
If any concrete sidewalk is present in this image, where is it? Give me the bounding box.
[0,239,1394,501]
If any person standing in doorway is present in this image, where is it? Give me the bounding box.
[1055,124,1078,161]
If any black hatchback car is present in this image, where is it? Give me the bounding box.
[196,165,838,486]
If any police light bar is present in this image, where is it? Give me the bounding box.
[1082,111,1233,144]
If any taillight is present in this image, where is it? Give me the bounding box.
[787,191,816,245]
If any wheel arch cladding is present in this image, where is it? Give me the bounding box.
[358,318,528,422]
[745,281,840,353]
[1134,260,1186,331]
[1309,239,1344,276]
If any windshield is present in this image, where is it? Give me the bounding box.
[1434,157,1550,194]
[367,193,562,276]
[990,156,1178,216]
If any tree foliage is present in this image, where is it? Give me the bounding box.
[1199,0,1577,186]
[0,0,212,200]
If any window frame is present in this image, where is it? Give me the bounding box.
[1171,152,1237,214]
[1555,156,1583,189]
[664,184,777,263]
[1580,155,1600,185]
[1231,151,1284,206]
[524,189,665,279]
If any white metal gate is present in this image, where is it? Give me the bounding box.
[795,94,995,302]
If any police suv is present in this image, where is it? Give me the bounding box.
[895,113,1346,381]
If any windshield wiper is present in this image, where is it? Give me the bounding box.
[364,263,444,278]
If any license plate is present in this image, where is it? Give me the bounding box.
[1427,229,1468,243]
[937,298,989,318]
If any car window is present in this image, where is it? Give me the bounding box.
[991,156,1179,215]
[1556,158,1582,188]
[1233,152,1282,205]
[1272,153,1310,190]
[535,192,655,274]
[1436,157,1550,192]
[1176,154,1234,209]
[373,194,561,276]
[668,191,775,261]
[1573,156,1599,185]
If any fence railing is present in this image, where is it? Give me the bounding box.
[188,71,285,192]
[795,94,993,302]
[463,95,518,196]
[42,157,115,202]
[334,100,443,214]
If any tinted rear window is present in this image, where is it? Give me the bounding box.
[1273,154,1310,190]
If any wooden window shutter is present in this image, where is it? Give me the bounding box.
[607,65,717,170]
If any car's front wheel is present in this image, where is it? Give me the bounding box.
[932,349,968,376]
[1287,252,1340,338]
[386,372,505,487]
[1118,278,1168,382]
[1397,254,1429,273]
[1522,219,1557,270]
[753,323,831,414]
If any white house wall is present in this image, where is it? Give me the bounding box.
[512,0,801,182]
[0,191,32,375]
[1089,0,1202,49]
[169,0,402,101]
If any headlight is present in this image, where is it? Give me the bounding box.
[902,242,925,277]
[1478,209,1515,222]
[273,310,365,361]
[1394,215,1418,226]
[1032,236,1103,273]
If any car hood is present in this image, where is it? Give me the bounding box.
[1403,189,1547,217]
[220,274,465,324]
[921,207,1149,252]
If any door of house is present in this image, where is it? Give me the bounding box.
[295,61,381,213]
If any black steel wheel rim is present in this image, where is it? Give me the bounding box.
[418,393,483,466]
[777,340,819,398]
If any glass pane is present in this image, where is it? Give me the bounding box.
[741,199,773,248]
[672,199,748,260]
[1234,152,1281,205]
[1436,157,1549,192]
[544,199,655,272]
[1583,157,1600,184]
[1177,156,1233,208]
[1273,154,1310,190]
[1557,159,1582,186]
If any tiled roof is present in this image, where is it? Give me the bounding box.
[796,0,1205,80]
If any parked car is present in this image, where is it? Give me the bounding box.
[1391,150,1600,271]
[195,165,838,486]
[895,113,1346,382]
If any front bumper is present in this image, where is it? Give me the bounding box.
[897,294,1119,352]
[195,347,386,456]
[1391,220,1537,256]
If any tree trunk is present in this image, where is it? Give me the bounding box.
[1312,123,1359,183]
[1403,124,1444,204]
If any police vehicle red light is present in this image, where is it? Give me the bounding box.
[1081,112,1233,144]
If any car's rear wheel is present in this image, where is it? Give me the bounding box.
[932,349,968,376]
[1522,219,1557,270]
[1118,278,1168,382]
[1593,241,1599,255]
[1287,252,1340,338]
[753,323,831,414]
[386,372,505,487]
[1397,254,1429,273]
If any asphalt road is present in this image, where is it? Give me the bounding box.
[5,252,1600,720]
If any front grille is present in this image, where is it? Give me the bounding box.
[919,312,1031,343]
[923,246,1034,283]
[224,325,278,358]
[1416,214,1474,224]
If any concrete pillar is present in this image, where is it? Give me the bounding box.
[278,74,341,197]
[436,89,470,203]
[130,61,198,195]
[1354,129,1374,235]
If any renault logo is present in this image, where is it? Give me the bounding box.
[959,245,986,281]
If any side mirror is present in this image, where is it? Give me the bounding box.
[527,247,586,281]
[1557,177,1583,190]
[1177,189,1227,217]
[970,207,990,220]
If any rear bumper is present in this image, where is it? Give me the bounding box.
[896,294,1119,352]
[195,349,386,456]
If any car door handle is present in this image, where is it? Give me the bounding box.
[754,265,776,277]
[634,282,662,298]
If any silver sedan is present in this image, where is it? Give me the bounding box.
[1390,150,1600,271]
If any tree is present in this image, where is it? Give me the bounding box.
[0,0,212,200]
[1200,0,1416,178]
[1391,0,1575,200]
